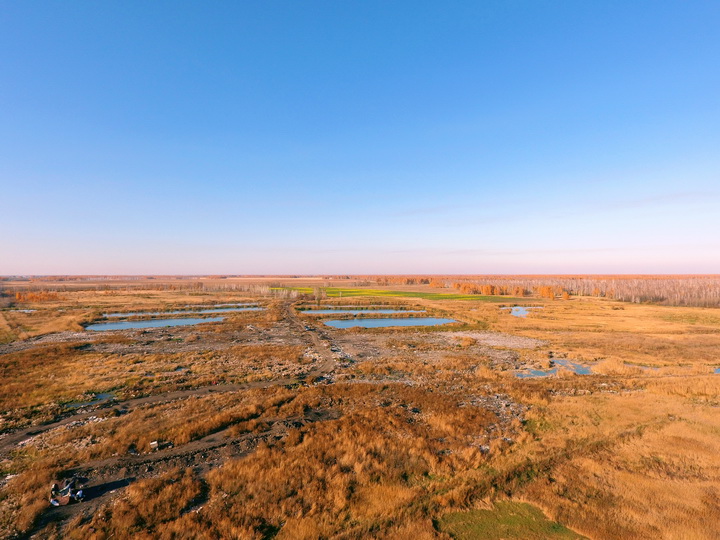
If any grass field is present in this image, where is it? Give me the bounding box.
[275,286,530,302]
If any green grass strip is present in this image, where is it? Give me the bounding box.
[273,287,528,302]
[438,501,585,539]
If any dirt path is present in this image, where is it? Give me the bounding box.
[281,301,337,373]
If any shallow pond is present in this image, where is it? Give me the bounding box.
[302,305,398,308]
[185,303,258,308]
[301,309,426,315]
[516,359,592,378]
[66,392,115,409]
[502,306,544,318]
[104,307,262,318]
[324,317,456,329]
[87,317,225,331]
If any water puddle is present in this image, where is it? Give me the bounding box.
[715,368,720,374]
[185,303,258,308]
[302,304,399,308]
[634,363,660,372]
[104,307,262,318]
[516,359,592,378]
[501,306,544,318]
[300,309,426,315]
[66,392,115,409]
[324,317,456,329]
[87,317,225,331]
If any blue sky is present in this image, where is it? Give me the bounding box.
[1,1,719,274]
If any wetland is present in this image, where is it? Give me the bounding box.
[1,277,719,539]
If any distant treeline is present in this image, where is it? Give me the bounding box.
[365,275,720,307]
[0,287,12,308]
[13,291,62,303]
[6,275,720,308]
[6,282,302,299]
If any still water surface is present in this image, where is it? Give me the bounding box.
[501,306,544,318]
[324,317,456,329]
[88,317,225,331]
[104,307,262,317]
[66,392,115,409]
[302,309,425,315]
[516,359,592,378]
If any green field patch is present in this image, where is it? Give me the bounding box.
[274,287,527,302]
[438,501,584,539]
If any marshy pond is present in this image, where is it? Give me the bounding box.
[516,359,592,378]
[502,306,544,318]
[66,392,115,409]
[324,317,456,329]
[104,307,263,317]
[186,303,258,308]
[87,317,225,331]
[300,309,426,315]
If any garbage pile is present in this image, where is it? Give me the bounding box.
[49,477,85,506]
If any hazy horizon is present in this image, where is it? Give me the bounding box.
[2,2,719,274]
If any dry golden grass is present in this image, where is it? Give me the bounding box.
[63,468,203,539]
[18,382,512,538]
[1,309,95,338]
[4,286,720,538]
[1,387,301,536]
[4,287,263,338]
[439,297,720,370]
[0,311,15,343]
[0,342,306,432]
[0,455,65,534]
[504,386,720,539]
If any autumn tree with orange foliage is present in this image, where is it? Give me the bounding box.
[14,291,61,303]
[535,286,556,300]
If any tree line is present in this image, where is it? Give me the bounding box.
[412,275,720,306]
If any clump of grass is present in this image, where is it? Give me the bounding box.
[67,468,203,538]
[438,500,585,539]
[37,382,516,538]
[0,456,65,536]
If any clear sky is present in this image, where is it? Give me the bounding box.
[1,1,719,274]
